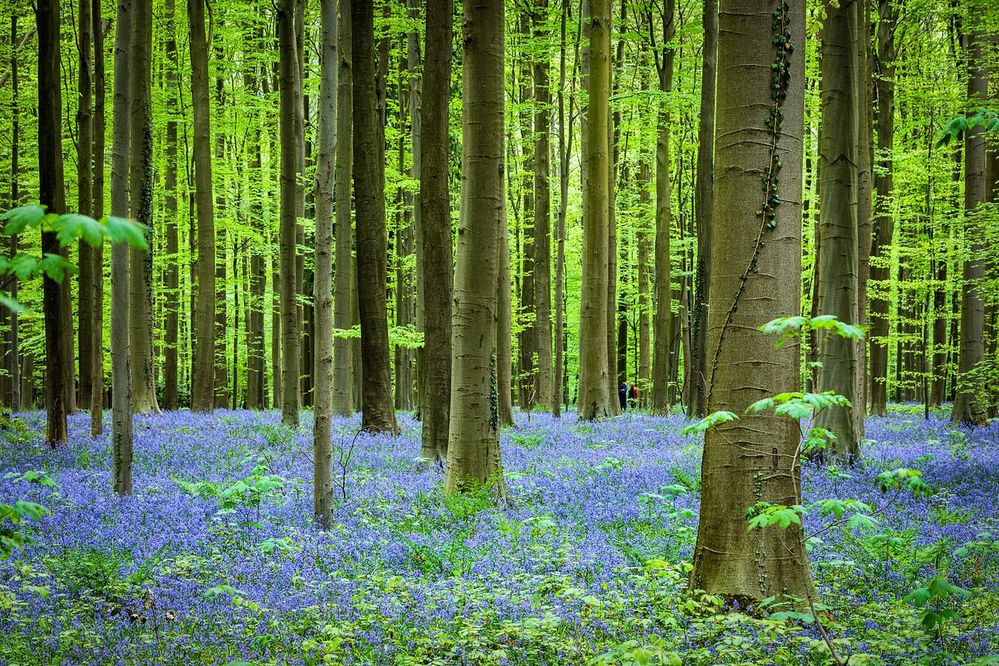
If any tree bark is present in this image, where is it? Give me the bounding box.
[90,0,105,433]
[445,0,506,497]
[532,0,554,410]
[163,0,179,410]
[129,0,158,414]
[77,0,94,411]
[691,0,812,602]
[37,0,70,444]
[419,0,454,459]
[638,155,651,404]
[352,0,398,434]
[333,0,354,417]
[188,0,216,413]
[111,0,134,493]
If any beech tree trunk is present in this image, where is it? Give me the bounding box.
[313,0,337,529]
[814,0,860,462]
[445,0,506,497]
[188,0,216,413]
[553,0,570,417]
[638,155,651,403]
[90,0,105,434]
[532,0,554,410]
[691,0,811,602]
[952,21,989,426]
[77,0,94,411]
[333,0,354,417]
[578,0,612,421]
[111,0,134,494]
[3,15,21,412]
[38,0,70,444]
[352,0,398,434]
[163,0,179,410]
[129,0,159,414]
[419,0,454,460]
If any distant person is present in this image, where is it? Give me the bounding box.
[628,383,638,409]
[619,382,628,410]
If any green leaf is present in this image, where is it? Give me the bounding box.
[38,253,77,283]
[0,205,46,235]
[0,294,26,314]
[104,216,149,250]
[681,410,738,435]
[54,213,105,248]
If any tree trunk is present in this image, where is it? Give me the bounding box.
[814,0,860,463]
[189,0,216,413]
[90,0,105,434]
[333,0,354,417]
[445,0,506,497]
[952,21,989,425]
[129,0,158,415]
[854,0,872,436]
[313,0,337,529]
[577,0,612,421]
[638,155,651,404]
[532,0,554,410]
[77,0,94,411]
[606,4,623,414]
[498,202,515,427]
[419,0,454,460]
[278,0,302,426]
[4,15,21,412]
[111,0,134,493]
[691,0,812,602]
[163,0,179,410]
[38,0,70,444]
[869,0,897,417]
[651,0,675,414]
[553,0,571,417]
[688,0,716,418]
[352,0,398,434]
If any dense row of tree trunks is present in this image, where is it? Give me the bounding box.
[111,0,135,494]
[951,19,989,425]
[419,0,454,462]
[332,0,354,418]
[692,0,810,602]
[38,0,70,444]
[189,0,216,414]
[578,0,612,421]
[445,0,506,496]
[814,0,861,462]
[352,0,398,435]
[869,0,898,417]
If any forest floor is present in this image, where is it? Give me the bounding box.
[0,407,997,665]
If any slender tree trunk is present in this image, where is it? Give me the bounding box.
[651,0,676,414]
[638,155,651,403]
[77,0,94,411]
[553,0,571,417]
[129,0,158,414]
[606,3,623,414]
[498,198,516,427]
[111,0,134,493]
[517,16,536,413]
[90,1,105,433]
[333,0,354,417]
[814,0,860,462]
[578,0,612,421]
[189,0,216,413]
[692,0,811,602]
[38,0,70,444]
[278,0,302,426]
[854,0,872,435]
[4,15,21,412]
[445,0,506,497]
[869,0,897,417]
[213,50,230,409]
[162,0,179,410]
[394,54,416,412]
[313,0,337,529]
[532,0,554,410]
[352,0,398,434]
[952,21,989,425]
[689,0,716,418]
[419,0,454,459]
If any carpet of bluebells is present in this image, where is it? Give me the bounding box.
[0,407,997,665]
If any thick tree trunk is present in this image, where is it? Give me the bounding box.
[333,0,354,417]
[111,0,134,494]
[419,0,454,460]
[691,0,812,602]
[814,0,860,463]
[38,0,70,444]
[651,1,675,414]
[445,0,506,497]
[688,0,716,418]
[129,0,159,414]
[352,0,398,434]
[606,5,623,414]
[869,0,897,417]
[189,0,216,413]
[952,23,989,426]
[577,0,612,421]
[532,0,554,410]
[77,0,94,411]
[278,0,302,426]
[313,0,337,529]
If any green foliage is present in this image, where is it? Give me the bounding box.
[747,391,851,419]
[680,410,737,435]
[0,499,50,559]
[759,314,864,349]
[875,468,934,496]
[904,574,972,635]
[936,108,999,147]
